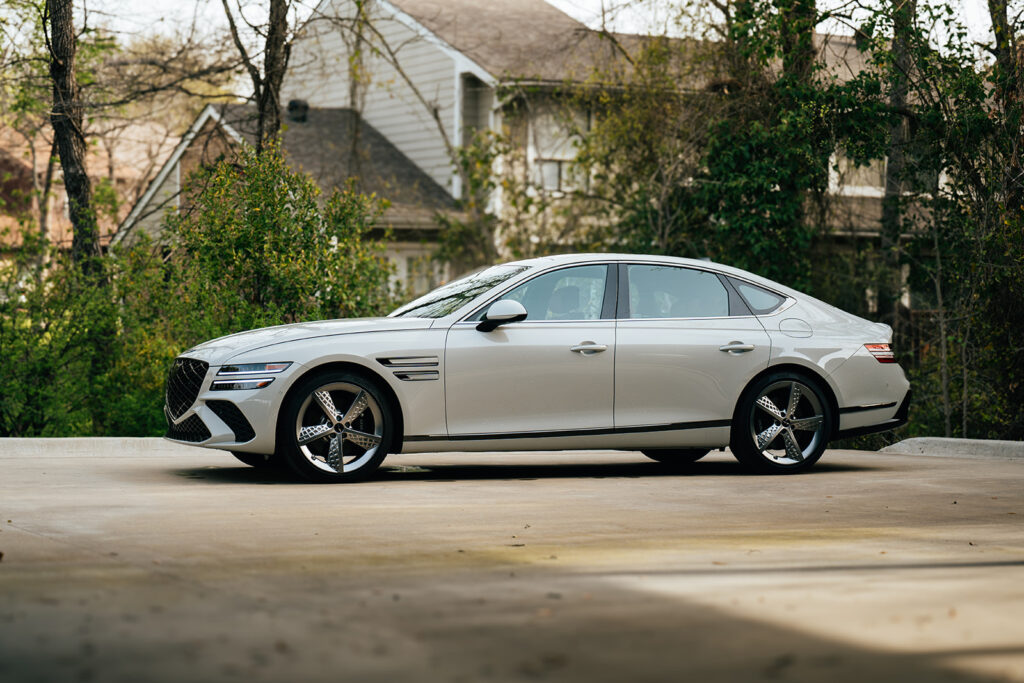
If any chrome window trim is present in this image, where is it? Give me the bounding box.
[619,261,739,320]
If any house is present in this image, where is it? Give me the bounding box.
[284,0,630,200]
[113,102,457,294]
[117,0,896,291]
[0,121,176,255]
[285,1,894,237]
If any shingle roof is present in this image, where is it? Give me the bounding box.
[218,104,454,212]
[389,0,615,83]
[389,1,873,89]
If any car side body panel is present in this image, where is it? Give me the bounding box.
[614,316,771,427]
[443,320,616,436]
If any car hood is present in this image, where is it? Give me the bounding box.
[182,317,435,364]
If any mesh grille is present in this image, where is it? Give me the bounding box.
[165,357,209,420]
[165,414,211,443]
[207,400,256,443]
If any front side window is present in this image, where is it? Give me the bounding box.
[627,265,729,318]
[390,265,528,318]
[479,264,608,321]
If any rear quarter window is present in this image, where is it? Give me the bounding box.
[729,277,786,315]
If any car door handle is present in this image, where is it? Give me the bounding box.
[719,342,755,353]
[570,343,608,355]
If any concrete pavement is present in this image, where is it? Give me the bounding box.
[1,439,1022,682]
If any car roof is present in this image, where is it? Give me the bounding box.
[501,253,794,296]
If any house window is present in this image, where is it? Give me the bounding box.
[537,159,582,193]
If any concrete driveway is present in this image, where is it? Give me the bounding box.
[1,439,1022,682]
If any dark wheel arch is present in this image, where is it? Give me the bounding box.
[276,361,405,455]
[277,369,395,482]
[734,363,839,436]
[730,368,835,473]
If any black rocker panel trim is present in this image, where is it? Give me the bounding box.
[838,401,897,414]
[405,418,732,443]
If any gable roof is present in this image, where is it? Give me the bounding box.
[219,103,454,209]
[114,103,454,245]
[386,0,621,84]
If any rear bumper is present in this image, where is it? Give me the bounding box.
[835,390,911,440]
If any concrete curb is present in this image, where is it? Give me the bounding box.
[880,437,1024,460]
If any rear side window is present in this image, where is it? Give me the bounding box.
[626,265,729,318]
[729,277,786,315]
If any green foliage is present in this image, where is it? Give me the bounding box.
[434,129,503,271]
[0,144,395,437]
[0,230,116,436]
[166,141,393,340]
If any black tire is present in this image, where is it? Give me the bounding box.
[230,451,282,469]
[278,370,394,483]
[730,371,833,474]
[642,449,709,464]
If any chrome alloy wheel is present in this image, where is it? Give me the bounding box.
[748,380,826,465]
[294,381,384,474]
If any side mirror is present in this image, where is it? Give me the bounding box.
[476,299,528,332]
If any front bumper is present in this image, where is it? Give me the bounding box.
[163,356,303,454]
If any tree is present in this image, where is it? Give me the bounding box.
[221,0,294,153]
[164,141,394,336]
[44,0,97,267]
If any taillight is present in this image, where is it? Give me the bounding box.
[865,343,895,363]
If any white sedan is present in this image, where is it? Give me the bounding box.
[165,253,910,481]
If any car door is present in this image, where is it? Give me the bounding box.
[614,263,771,428]
[444,264,616,436]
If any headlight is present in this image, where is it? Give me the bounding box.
[210,378,276,391]
[211,362,291,391]
[217,362,292,375]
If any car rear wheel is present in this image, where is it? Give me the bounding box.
[279,371,393,483]
[730,372,833,473]
[642,449,709,464]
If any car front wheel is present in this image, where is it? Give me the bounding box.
[730,373,833,473]
[279,371,393,483]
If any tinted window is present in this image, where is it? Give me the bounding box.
[627,265,729,318]
[496,265,608,321]
[729,278,786,315]
[390,265,528,318]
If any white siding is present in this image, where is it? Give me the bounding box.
[133,160,180,241]
[285,0,462,195]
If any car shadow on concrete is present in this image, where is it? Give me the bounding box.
[171,458,882,485]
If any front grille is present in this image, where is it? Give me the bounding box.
[207,400,256,443]
[166,357,209,420]
[166,414,211,443]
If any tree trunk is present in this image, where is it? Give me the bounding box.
[221,0,292,154]
[878,0,915,328]
[777,0,816,82]
[987,0,1024,212]
[257,0,290,152]
[39,138,57,240]
[46,0,99,268]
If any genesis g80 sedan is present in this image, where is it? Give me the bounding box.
[164,254,910,481]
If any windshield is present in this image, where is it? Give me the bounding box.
[389,265,530,318]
